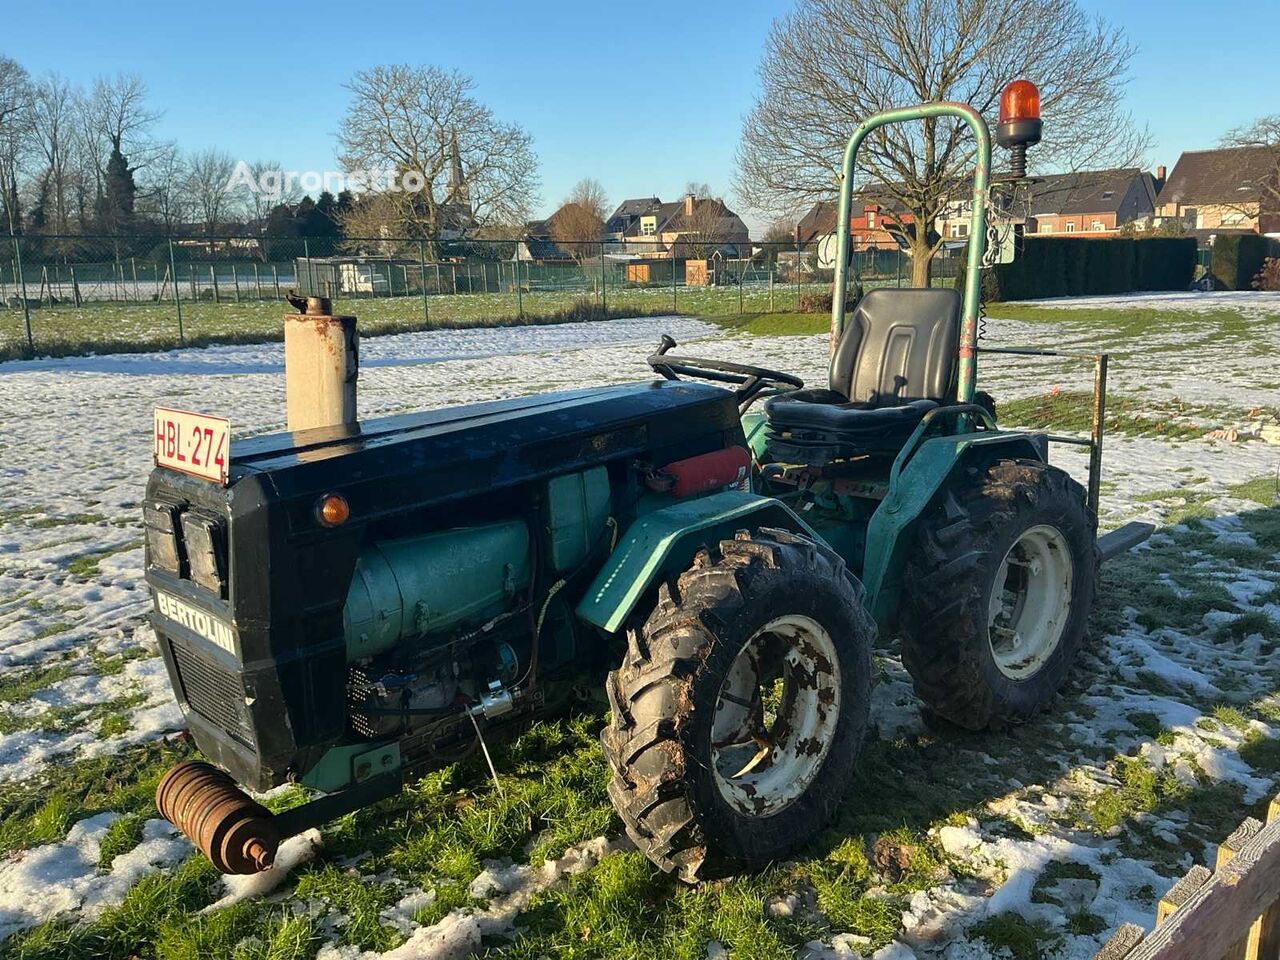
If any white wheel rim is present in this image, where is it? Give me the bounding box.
[987,524,1074,680]
[710,614,841,817]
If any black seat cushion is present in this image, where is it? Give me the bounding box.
[765,395,938,435]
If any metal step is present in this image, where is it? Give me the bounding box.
[1097,521,1155,562]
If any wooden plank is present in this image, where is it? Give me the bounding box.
[1095,922,1146,959]
[1216,818,1264,960]
[1128,805,1280,960]
[1259,796,1280,960]
[1157,864,1211,926]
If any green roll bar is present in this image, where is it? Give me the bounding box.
[830,102,992,405]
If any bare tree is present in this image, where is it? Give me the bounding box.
[337,64,539,248]
[1218,116,1280,228]
[0,56,33,234]
[671,183,740,260]
[549,177,608,259]
[234,158,302,227]
[29,73,79,234]
[186,148,237,235]
[138,142,191,233]
[735,0,1148,286]
[91,72,158,156]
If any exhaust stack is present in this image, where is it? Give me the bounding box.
[284,295,358,432]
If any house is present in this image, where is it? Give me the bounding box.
[1155,146,1279,237]
[606,194,749,258]
[796,196,916,268]
[605,198,664,240]
[1026,168,1158,236]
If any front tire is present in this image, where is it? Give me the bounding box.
[898,459,1096,731]
[601,528,874,882]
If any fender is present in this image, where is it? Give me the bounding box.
[862,428,1045,629]
[576,489,822,633]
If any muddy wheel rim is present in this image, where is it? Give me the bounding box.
[988,524,1074,680]
[710,614,841,817]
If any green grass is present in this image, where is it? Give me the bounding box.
[985,305,1280,356]
[1,283,839,361]
[97,813,146,869]
[969,913,1061,960]
[999,390,1252,441]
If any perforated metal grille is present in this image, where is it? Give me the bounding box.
[168,639,254,747]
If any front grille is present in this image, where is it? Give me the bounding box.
[168,639,255,747]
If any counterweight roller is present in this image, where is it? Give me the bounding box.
[156,760,280,874]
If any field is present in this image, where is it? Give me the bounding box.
[0,292,1278,959]
[0,282,840,361]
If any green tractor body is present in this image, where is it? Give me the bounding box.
[147,93,1151,880]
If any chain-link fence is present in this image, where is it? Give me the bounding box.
[0,234,961,360]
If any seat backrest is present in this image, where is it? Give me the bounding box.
[829,287,961,406]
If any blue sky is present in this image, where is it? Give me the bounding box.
[7,0,1275,233]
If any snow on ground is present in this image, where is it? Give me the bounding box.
[0,294,1278,957]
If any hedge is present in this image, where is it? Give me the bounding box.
[957,234,1197,302]
[1211,233,1268,291]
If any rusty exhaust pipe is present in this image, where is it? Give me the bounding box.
[156,760,280,874]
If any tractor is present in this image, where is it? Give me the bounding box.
[146,82,1152,883]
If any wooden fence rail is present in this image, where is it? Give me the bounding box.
[1095,794,1280,960]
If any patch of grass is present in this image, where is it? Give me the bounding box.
[97,813,145,869]
[0,738,195,859]
[1240,730,1280,774]
[97,713,130,738]
[0,664,74,703]
[66,541,141,579]
[999,391,1228,441]
[1126,711,1164,739]
[412,880,483,928]
[30,621,75,640]
[1211,705,1252,733]
[28,513,108,529]
[1066,910,1108,936]
[1030,860,1100,906]
[1218,611,1280,642]
[970,913,1061,960]
[293,864,403,951]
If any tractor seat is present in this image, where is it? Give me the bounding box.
[764,287,961,462]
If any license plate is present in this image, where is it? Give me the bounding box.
[154,407,231,484]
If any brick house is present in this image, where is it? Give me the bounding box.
[1027,168,1158,236]
[796,196,916,268]
[1155,146,1280,236]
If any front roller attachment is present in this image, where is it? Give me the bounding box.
[157,759,404,874]
[156,761,280,874]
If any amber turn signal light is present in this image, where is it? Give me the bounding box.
[316,493,350,527]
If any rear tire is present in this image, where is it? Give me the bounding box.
[601,528,874,882]
[898,459,1096,730]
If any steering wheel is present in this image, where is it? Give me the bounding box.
[647,336,803,409]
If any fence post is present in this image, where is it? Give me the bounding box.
[769,252,775,313]
[13,233,32,353]
[70,264,81,306]
[209,264,220,303]
[418,240,429,324]
[671,244,677,313]
[738,254,744,313]
[231,264,240,303]
[303,238,312,296]
[600,243,607,315]
[795,239,801,309]
[131,257,140,302]
[253,262,262,300]
[515,246,523,319]
[168,239,185,346]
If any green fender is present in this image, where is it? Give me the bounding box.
[576,489,821,634]
[861,429,1045,629]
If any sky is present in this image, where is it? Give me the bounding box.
[6,0,1276,236]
